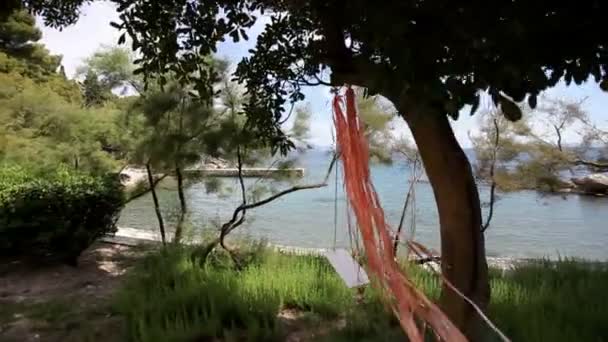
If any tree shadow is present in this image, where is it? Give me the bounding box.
[0,242,149,342]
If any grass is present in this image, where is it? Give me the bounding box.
[488,259,608,342]
[113,243,608,342]
[113,243,355,341]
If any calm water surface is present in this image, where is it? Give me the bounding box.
[119,149,608,260]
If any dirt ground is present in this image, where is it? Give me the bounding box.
[0,242,147,342]
[0,242,344,342]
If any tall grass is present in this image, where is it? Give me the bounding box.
[114,244,353,341]
[114,244,608,342]
[488,259,608,342]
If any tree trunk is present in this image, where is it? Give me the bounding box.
[400,105,490,340]
[173,165,187,243]
[146,163,166,245]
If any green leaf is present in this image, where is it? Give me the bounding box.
[600,79,608,92]
[500,95,522,122]
[240,29,249,41]
[229,30,239,43]
[469,95,480,116]
[527,94,537,109]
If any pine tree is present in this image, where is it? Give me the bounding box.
[81,70,112,107]
[0,9,60,80]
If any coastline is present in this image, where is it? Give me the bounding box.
[108,226,519,270]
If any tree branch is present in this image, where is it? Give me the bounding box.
[297,74,333,87]
[219,147,247,262]
[553,124,563,152]
[241,183,328,211]
[278,102,296,125]
[573,159,608,170]
[219,152,338,247]
[124,174,168,204]
[393,157,422,254]
[145,162,166,244]
[482,115,500,233]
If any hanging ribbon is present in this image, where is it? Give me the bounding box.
[333,87,467,342]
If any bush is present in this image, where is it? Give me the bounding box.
[0,166,124,264]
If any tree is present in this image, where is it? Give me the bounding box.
[473,97,608,194]
[27,1,608,338]
[0,71,124,174]
[356,91,398,164]
[81,69,112,107]
[537,97,589,152]
[0,12,135,175]
[132,85,217,243]
[0,8,81,102]
[77,45,142,96]
[1,9,59,80]
[289,105,312,150]
[76,46,143,107]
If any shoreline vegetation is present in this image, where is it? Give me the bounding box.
[1,240,607,342]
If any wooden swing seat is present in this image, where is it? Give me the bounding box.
[324,248,369,288]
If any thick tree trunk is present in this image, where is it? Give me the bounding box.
[173,165,187,243]
[146,163,166,245]
[400,106,489,339]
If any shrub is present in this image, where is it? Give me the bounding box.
[0,165,124,264]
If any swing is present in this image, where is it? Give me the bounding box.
[324,153,369,289]
[328,87,510,342]
[324,248,369,288]
[330,87,466,342]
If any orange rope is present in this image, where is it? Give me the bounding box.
[333,87,467,342]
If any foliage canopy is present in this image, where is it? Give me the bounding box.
[21,0,608,154]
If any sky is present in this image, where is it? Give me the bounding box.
[39,2,608,148]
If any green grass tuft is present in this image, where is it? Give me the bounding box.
[487,258,608,342]
[114,244,608,342]
[114,245,354,341]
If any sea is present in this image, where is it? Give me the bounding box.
[118,148,608,261]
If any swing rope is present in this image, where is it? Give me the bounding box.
[332,152,339,250]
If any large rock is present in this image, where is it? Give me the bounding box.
[119,167,148,190]
[571,173,608,195]
[199,156,231,169]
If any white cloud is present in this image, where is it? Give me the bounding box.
[451,110,481,148]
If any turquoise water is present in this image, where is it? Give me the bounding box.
[118,149,608,260]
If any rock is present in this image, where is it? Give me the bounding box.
[118,167,148,189]
[12,296,26,303]
[199,156,231,169]
[557,179,576,189]
[118,172,131,183]
[571,173,608,195]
